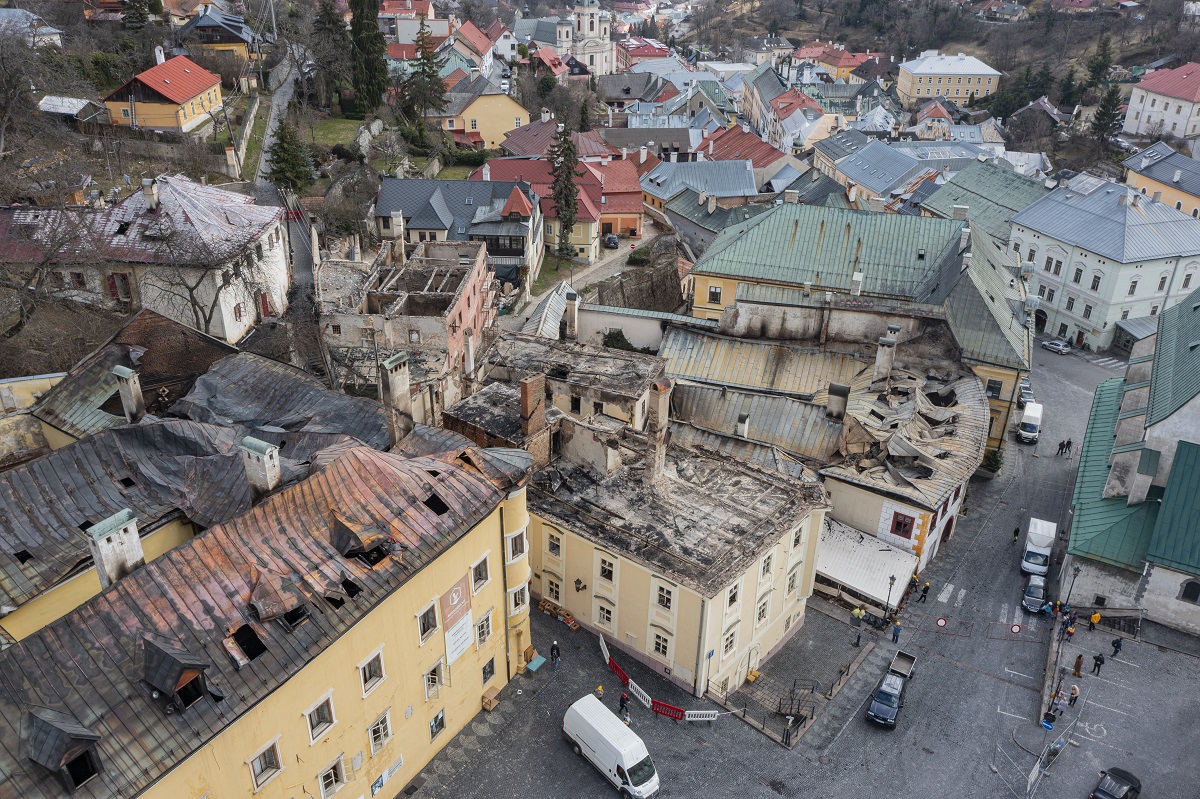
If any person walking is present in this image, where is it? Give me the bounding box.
[622,710,632,726]
[917,582,930,603]
[909,573,919,591]
[1066,624,1076,641]
[550,640,561,670]
[1092,653,1105,675]
[1065,438,1073,456]
[1069,684,1080,706]
[1054,690,1069,718]
[1013,527,1021,544]
[1073,654,1084,678]
[1069,610,1078,627]
[891,619,902,643]
[1111,637,1123,658]
[619,692,629,716]
[1089,611,1101,631]
[1057,440,1066,456]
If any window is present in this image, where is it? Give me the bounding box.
[1038,285,1046,298]
[597,604,612,627]
[1066,296,1075,312]
[1121,309,1130,320]
[792,527,803,549]
[1047,288,1056,302]
[1058,323,1068,337]
[1158,275,1169,292]
[319,758,346,799]
[508,584,528,615]
[360,651,385,695]
[1045,257,1054,272]
[70,272,86,289]
[1073,267,1083,284]
[409,328,420,344]
[761,553,773,579]
[307,695,336,742]
[570,395,581,413]
[756,597,769,624]
[985,378,1002,399]
[599,557,614,582]
[514,117,522,127]
[653,633,670,657]
[429,709,446,739]
[728,583,739,606]
[472,555,490,592]
[506,529,526,562]
[1083,304,1092,320]
[1091,274,1101,291]
[249,740,282,790]
[1182,579,1200,604]
[424,661,444,700]
[1151,305,1160,315]
[234,304,243,322]
[657,585,673,610]
[369,711,392,755]
[476,612,492,646]
[418,603,438,641]
[1128,280,1138,296]
[786,569,799,595]
[470,118,477,130]
[546,577,561,602]
[447,119,454,128]
[331,324,342,335]
[723,628,736,655]
[1186,273,1194,289]
[255,242,264,260]
[707,285,722,304]
[483,656,496,683]
[121,108,130,118]
[890,512,915,539]
[548,532,561,556]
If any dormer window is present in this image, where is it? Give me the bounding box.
[143,635,211,713]
[26,709,103,792]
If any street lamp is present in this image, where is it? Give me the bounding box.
[1065,564,1082,605]
[885,575,896,619]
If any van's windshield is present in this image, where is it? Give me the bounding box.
[628,755,656,786]
[1019,422,1039,432]
[1024,551,1050,567]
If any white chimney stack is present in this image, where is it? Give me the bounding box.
[482,163,491,181]
[380,352,414,447]
[112,365,146,423]
[142,178,160,212]
[564,291,580,339]
[239,437,282,499]
[707,194,717,214]
[154,45,165,65]
[541,107,551,123]
[644,378,671,488]
[87,509,145,590]
[872,336,897,385]
[463,326,476,378]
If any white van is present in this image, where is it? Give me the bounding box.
[1016,402,1043,444]
[1021,517,1057,576]
[563,694,660,797]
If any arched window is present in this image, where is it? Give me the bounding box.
[1182,580,1200,604]
[1177,201,1184,210]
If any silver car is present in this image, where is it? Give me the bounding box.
[1022,575,1047,613]
[1041,339,1072,354]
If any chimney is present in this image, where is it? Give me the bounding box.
[644,377,671,488]
[1140,155,1150,170]
[239,437,282,499]
[707,194,717,214]
[784,189,799,203]
[87,508,144,590]
[519,372,546,438]
[812,169,820,183]
[564,291,579,339]
[941,164,951,181]
[697,190,708,206]
[541,107,551,123]
[872,335,897,385]
[142,178,159,212]
[639,145,647,164]
[1153,190,1162,202]
[1173,168,1183,183]
[708,139,714,155]
[960,226,971,251]
[826,383,849,420]
[951,204,968,220]
[482,163,491,181]
[735,412,750,437]
[741,123,750,134]
[622,146,628,159]
[380,352,414,447]
[463,327,476,378]
[112,366,146,423]
[847,184,858,204]
[154,45,165,65]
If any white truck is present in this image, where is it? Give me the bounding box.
[1016,402,1043,444]
[1021,517,1057,576]
[563,694,660,797]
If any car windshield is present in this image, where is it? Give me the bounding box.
[627,755,656,786]
[1097,775,1130,796]
[873,690,899,708]
[1020,422,1039,432]
[1024,551,1050,567]
[1024,584,1045,600]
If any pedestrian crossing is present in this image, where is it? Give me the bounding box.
[921,581,1039,630]
[1085,356,1126,372]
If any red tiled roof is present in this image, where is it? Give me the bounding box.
[655,84,680,103]
[916,98,956,121]
[483,19,511,44]
[532,47,567,76]
[617,37,671,57]
[501,185,534,217]
[697,126,787,169]
[443,68,469,90]
[379,0,433,16]
[1136,61,1200,102]
[470,158,603,221]
[501,119,616,159]
[819,49,878,69]
[769,89,823,120]
[456,19,492,57]
[108,56,219,105]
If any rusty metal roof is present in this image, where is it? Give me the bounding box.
[0,444,528,799]
[30,310,237,440]
[485,332,665,400]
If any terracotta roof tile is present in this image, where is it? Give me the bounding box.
[769,88,823,120]
[501,185,534,217]
[108,56,219,105]
[1136,61,1200,102]
[456,19,492,56]
[697,126,787,169]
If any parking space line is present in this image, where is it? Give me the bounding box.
[999,603,1009,622]
[996,705,1027,720]
[1085,701,1132,717]
[1110,657,1140,668]
[1071,732,1124,751]
[1004,667,1035,680]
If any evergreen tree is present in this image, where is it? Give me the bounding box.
[312,0,352,108]
[548,119,581,258]
[1087,35,1113,88]
[407,15,449,119]
[267,121,315,193]
[148,0,163,15]
[350,0,389,112]
[1058,67,1079,107]
[578,99,592,132]
[1090,84,1123,140]
[1033,62,1054,98]
[124,0,150,30]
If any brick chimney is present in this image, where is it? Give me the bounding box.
[380,352,414,447]
[644,377,671,488]
[112,365,146,423]
[87,508,144,590]
[239,436,282,500]
[519,374,550,467]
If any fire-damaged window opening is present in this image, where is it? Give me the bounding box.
[77,520,93,532]
[324,594,345,610]
[341,578,363,598]
[176,675,205,708]
[282,604,311,630]
[13,549,33,564]
[64,749,101,790]
[423,492,450,516]
[119,476,136,488]
[355,546,389,568]
[231,625,267,661]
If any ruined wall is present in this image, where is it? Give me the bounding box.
[0,414,50,471]
[594,241,684,312]
[719,302,933,345]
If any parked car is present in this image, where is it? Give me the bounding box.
[1090,768,1141,799]
[501,79,510,93]
[1017,388,1036,409]
[1021,575,1047,613]
[865,651,916,727]
[1041,339,1072,354]
[604,233,620,248]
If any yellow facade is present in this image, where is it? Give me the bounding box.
[1125,171,1200,218]
[439,94,531,150]
[106,84,223,132]
[0,374,65,412]
[969,361,1026,453]
[527,505,824,697]
[544,218,600,262]
[145,489,531,799]
[0,519,196,642]
[896,69,996,107]
[690,274,742,320]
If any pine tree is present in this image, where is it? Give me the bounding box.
[578,99,592,132]
[1058,67,1079,107]
[409,15,449,119]
[267,121,315,193]
[124,0,150,30]
[1087,35,1113,88]
[313,0,352,108]
[1090,84,1123,141]
[548,119,581,258]
[1033,62,1054,98]
[350,0,389,113]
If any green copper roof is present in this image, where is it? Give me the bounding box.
[1146,440,1200,575]
[943,238,1032,370]
[1067,378,1158,572]
[922,160,1051,244]
[1147,285,1200,426]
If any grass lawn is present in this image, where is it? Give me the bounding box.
[531,254,575,296]
[241,97,271,180]
[310,117,363,147]
[436,164,473,180]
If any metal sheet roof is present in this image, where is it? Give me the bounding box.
[1115,315,1159,340]
[1147,284,1200,425]
[1123,141,1200,206]
[640,159,759,201]
[942,239,1032,370]
[580,304,719,326]
[521,281,574,339]
[921,159,1051,243]
[1146,440,1200,573]
[834,140,920,195]
[1010,179,1200,263]
[816,518,919,607]
[667,421,816,481]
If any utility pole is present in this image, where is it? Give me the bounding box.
[268,0,278,41]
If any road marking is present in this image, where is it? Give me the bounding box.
[1086,701,1132,717]
[1071,732,1124,751]
[1110,657,1140,668]
[955,588,966,607]
[937,583,954,603]
[1004,667,1035,680]
[999,603,1009,622]
[996,705,1027,720]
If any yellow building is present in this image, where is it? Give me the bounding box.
[174,5,264,62]
[0,436,534,799]
[430,75,531,150]
[1122,141,1200,218]
[104,55,223,133]
[896,50,1000,108]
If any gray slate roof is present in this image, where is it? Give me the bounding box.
[375,177,538,239]
[814,129,871,163]
[513,16,560,46]
[1123,141,1200,199]
[921,159,1052,243]
[640,160,759,201]
[597,72,665,104]
[1010,179,1200,263]
[1147,283,1200,425]
[664,187,772,231]
[834,140,920,195]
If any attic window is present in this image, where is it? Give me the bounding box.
[64,750,101,790]
[341,578,363,598]
[231,624,267,661]
[423,492,450,515]
[357,545,389,568]
[465,196,474,204]
[119,477,136,488]
[13,549,33,564]
[917,249,926,260]
[282,604,311,630]
[115,221,131,236]
[176,675,205,708]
